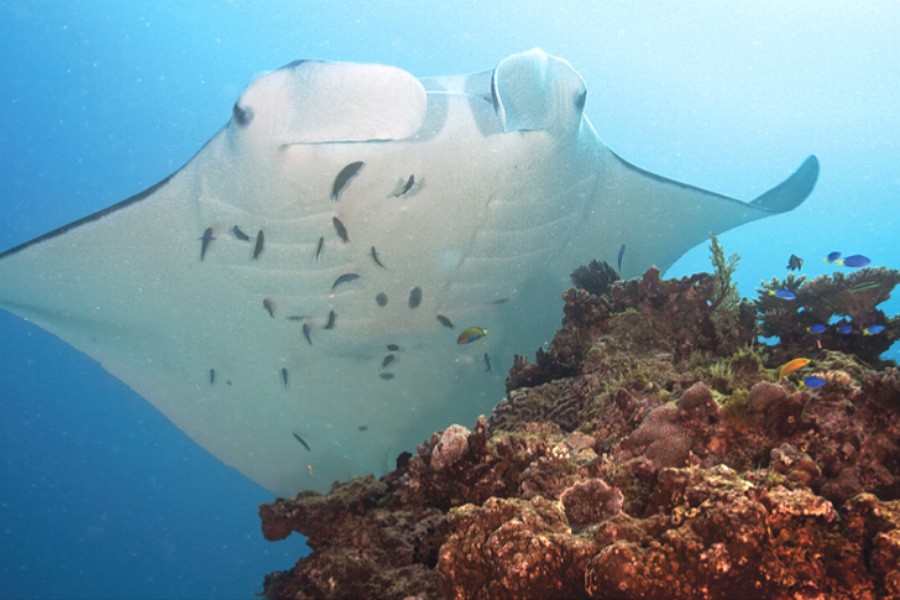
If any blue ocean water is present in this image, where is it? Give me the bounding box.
[0,2,896,598]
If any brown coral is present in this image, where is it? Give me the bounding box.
[756,267,900,364]
[259,265,900,599]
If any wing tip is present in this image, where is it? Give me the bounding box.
[751,154,820,214]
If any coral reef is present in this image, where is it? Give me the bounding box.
[571,259,620,297]
[756,267,899,364]
[259,261,899,599]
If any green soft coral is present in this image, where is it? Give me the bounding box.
[708,233,740,312]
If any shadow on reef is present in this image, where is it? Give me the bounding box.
[259,250,900,600]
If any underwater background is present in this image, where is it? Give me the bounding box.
[0,1,896,598]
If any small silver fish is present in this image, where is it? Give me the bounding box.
[408,286,423,309]
[314,236,324,262]
[253,230,265,259]
[232,226,252,241]
[332,217,349,243]
[370,246,386,269]
[200,227,215,260]
[331,273,360,291]
[391,174,415,197]
[331,161,364,201]
[324,310,336,330]
[436,314,454,329]
[263,298,275,318]
[292,432,311,451]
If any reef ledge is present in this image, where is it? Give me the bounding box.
[260,265,899,600]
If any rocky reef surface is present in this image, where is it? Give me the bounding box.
[259,255,899,599]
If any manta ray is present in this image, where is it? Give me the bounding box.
[0,49,818,497]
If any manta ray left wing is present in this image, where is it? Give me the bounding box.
[0,50,818,496]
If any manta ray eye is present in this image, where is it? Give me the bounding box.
[232,102,254,127]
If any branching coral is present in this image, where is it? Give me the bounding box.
[756,267,899,364]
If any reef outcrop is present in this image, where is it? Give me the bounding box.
[260,258,899,599]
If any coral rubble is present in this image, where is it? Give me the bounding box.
[260,260,899,600]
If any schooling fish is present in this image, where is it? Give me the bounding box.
[370,246,386,269]
[324,310,336,330]
[778,357,810,380]
[436,314,454,329]
[408,287,422,309]
[231,226,252,242]
[314,236,324,262]
[863,324,885,335]
[837,324,853,335]
[457,326,488,345]
[386,344,400,352]
[281,367,289,390]
[209,368,216,385]
[824,251,842,263]
[200,227,215,260]
[391,174,415,197]
[835,254,871,268]
[375,293,388,307]
[807,323,827,334]
[253,230,265,259]
[331,273,360,291]
[617,244,626,274]
[379,372,395,381]
[332,217,349,243]
[263,297,275,318]
[381,354,397,369]
[769,288,797,301]
[302,323,312,345]
[292,432,311,452]
[483,352,492,373]
[787,254,803,271]
[331,161,365,201]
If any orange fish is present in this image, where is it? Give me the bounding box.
[778,357,811,380]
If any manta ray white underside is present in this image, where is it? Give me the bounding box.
[0,50,818,496]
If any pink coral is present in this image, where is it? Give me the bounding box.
[431,424,471,471]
